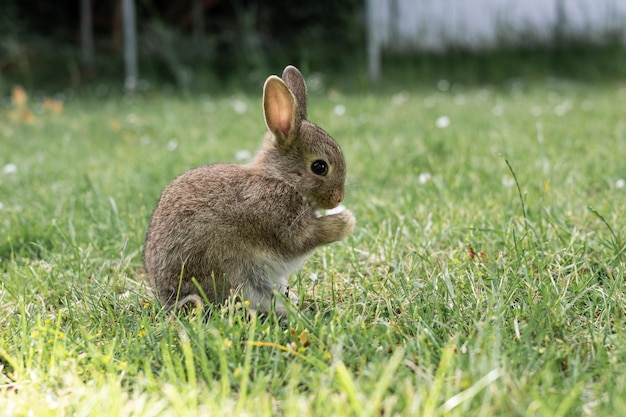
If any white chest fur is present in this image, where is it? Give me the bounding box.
[265,254,308,280]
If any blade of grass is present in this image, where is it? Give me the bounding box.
[333,361,364,416]
[236,311,257,413]
[439,368,502,413]
[362,348,405,417]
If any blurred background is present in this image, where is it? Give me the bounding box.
[1,0,625,93]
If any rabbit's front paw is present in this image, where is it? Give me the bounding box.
[273,283,299,317]
[337,209,356,239]
[320,209,356,243]
[278,283,299,305]
[287,289,299,305]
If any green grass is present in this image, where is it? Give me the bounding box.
[1,75,625,416]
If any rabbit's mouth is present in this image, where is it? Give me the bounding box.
[314,189,344,210]
[301,187,344,210]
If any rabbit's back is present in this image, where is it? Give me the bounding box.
[143,163,311,306]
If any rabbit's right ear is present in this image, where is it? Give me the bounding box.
[282,66,307,120]
[263,75,300,150]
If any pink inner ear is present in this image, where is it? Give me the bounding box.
[278,109,292,137]
[264,77,296,140]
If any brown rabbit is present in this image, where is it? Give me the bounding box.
[143,65,355,316]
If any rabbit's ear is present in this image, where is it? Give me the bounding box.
[282,66,307,120]
[263,75,300,149]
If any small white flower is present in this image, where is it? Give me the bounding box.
[166,140,178,151]
[3,163,17,174]
[418,172,432,184]
[307,73,323,91]
[391,91,409,106]
[616,179,625,189]
[437,79,450,92]
[502,176,516,187]
[333,104,346,116]
[554,100,572,116]
[435,116,450,129]
[231,99,247,114]
[0,202,4,210]
[310,272,318,283]
[126,113,139,124]
[235,150,251,161]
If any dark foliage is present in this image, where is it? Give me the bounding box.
[0,0,365,90]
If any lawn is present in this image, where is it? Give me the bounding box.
[1,73,625,416]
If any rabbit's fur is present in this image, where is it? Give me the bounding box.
[143,66,355,316]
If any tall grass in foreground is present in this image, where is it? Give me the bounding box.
[0,78,625,416]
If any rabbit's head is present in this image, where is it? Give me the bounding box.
[255,66,346,210]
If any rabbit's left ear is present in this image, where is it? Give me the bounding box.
[282,65,307,120]
[263,75,300,150]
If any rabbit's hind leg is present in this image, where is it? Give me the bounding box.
[241,266,296,317]
[240,266,280,315]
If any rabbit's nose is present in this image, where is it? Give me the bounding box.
[335,189,344,204]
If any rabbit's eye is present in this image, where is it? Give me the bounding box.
[311,160,328,176]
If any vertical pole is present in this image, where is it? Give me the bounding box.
[80,0,94,73]
[122,0,138,93]
[366,0,382,84]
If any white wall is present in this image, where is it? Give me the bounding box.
[366,0,626,80]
